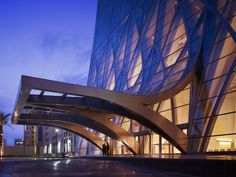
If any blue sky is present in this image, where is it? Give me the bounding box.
[0,0,97,145]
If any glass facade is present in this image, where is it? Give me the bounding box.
[43,126,83,157]
[79,0,236,155]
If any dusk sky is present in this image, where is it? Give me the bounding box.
[0,0,97,145]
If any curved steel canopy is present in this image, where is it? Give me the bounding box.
[12,75,189,154]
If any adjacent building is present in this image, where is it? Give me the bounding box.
[24,126,42,146]
[15,139,24,146]
[43,126,83,156]
[24,125,43,156]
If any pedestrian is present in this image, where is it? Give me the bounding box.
[102,143,106,155]
[106,142,109,155]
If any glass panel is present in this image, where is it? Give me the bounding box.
[106,73,116,90]
[121,120,131,132]
[194,97,216,119]
[228,73,236,92]
[128,52,142,87]
[207,134,236,152]
[212,113,236,136]
[144,135,150,154]
[161,138,170,154]
[175,105,189,124]
[113,141,122,155]
[30,89,42,95]
[152,133,160,154]
[152,103,159,111]
[210,36,235,63]
[173,88,190,107]
[131,120,140,133]
[163,18,187,67]
[173,147,181,154]
[199,76,226,100]
[230,16,236,31]
[204,54,236,82]
[158,99,171,112]
[160,110,172,122]
[218,92,236,115]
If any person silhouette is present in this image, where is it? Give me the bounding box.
[106,142,109,155]
[102,143,106,155]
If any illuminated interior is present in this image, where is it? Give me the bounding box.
[83,0,236,155]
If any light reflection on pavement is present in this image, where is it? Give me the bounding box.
[0,158,194,177]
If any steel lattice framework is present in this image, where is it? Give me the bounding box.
[87,0,236,154]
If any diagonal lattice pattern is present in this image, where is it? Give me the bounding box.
[87,0,236,154]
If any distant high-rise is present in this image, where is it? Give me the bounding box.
[43,126,82,157]
[24,126,40,146]
[24,125,43,156]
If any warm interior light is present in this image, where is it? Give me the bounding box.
[216,138,233,146]
[219,142,231,145]
[128,53,142,87]
[216,138,232,142]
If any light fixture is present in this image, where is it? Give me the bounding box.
[216,138,232,142]
[216,138,233,146]
[219,141,231,145]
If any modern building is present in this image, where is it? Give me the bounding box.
[12,0,236,156]
[43,126,82,157]
[24,125,43,156]
[15,139,24,146]
[85,0,236,154]
[24,125,43,146]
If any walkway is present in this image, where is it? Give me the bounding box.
[0,158,193,177]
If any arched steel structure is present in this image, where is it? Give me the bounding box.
[19,112,138,154]
[18,119,105,150]
[12,75,188,153]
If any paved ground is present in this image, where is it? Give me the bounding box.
[0,158,194,177]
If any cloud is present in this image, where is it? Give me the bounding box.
[0,0,97,146]
[0,30,93,145]
[62,73,88,85]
